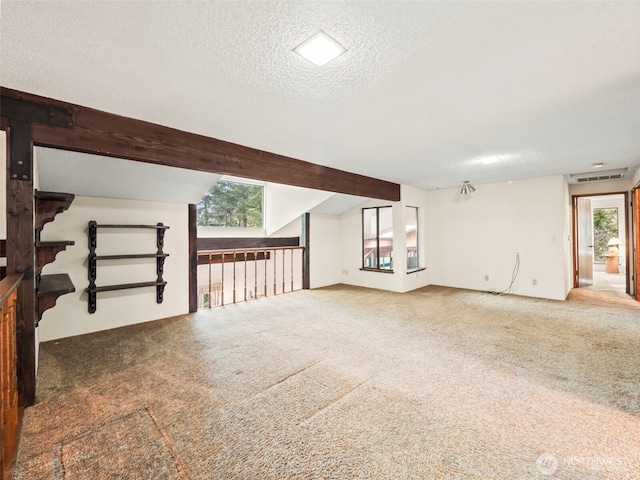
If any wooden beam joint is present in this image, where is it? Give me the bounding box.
[0,94,74,128]
[2,94,74,181]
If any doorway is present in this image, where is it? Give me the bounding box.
[572,192,631,297]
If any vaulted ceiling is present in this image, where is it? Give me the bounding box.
[2,1,639,191]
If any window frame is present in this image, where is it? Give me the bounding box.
[361,206,394,273]
[196,179,265,228]
[406,205,420,273]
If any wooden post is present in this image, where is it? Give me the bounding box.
[302,213,310,290]
[188,204,197,313]
[6,120,36,407]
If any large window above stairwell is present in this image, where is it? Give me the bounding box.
[197,180,264,228]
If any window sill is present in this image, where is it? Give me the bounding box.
[407,267,426,275]
[360,268,394,274]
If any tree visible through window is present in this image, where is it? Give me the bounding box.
[197,180,263,227]
[593,207,618,262]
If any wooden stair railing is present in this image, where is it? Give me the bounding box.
[0,240,6,281]
[34,191,76,324]
[1,273,23,480]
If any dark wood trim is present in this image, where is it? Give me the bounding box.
[0,273,23,307]
[0,116,9,131]
[197,251,271,265]
[35,241,75,277]
[406,267,426,275]
[87,281,166,293]
[623,191,631,295]
[302,213,310,289]
[0,95,73,128]
[571,197,578,288]
[197,237,299,251]
[359,268,395,274]
[6,120,36,407]
[634,186,640,301]
[0,239,6,258]
[92,224,169,229]
[0,274,23,480]
[188,204,197,313]
[94,253,167,260]
[1,87,400,201]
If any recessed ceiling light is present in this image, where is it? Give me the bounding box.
[293,30,346,67]
[592,162,605,168]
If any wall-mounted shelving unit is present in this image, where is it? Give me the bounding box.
[35,190,76,324]
[86,222,169,313]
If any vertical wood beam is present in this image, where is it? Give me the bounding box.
[6,120,36,407]
[302,213,310,290]
[634,187,640,301]
[188,204,197,313]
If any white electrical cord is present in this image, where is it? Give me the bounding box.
[489,251,520,295]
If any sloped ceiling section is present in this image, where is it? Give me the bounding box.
[36,147,221,204]
[264,183,334,235]
[310,194,367,215]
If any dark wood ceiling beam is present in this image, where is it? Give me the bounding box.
[2,87,400,201]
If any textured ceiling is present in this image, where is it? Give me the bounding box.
[2,1,640,191]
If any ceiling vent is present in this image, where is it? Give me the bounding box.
[568,168,628,184]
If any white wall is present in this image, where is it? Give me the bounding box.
[309,213,341,289]
[271,216,301,238]
[426,175,569,301]
[264,183,333,235]
[37,196,189,341]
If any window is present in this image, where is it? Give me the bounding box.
[593,207,618,263]
[197,180,263,227]
[362,206,393,271]
[406,206,419,271]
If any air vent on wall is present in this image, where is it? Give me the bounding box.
[568,168,628,184]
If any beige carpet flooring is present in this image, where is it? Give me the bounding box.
[567,271,638,309]
[15,284,640,479]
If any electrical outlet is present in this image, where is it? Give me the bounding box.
[532,279,538,286]
[484,275,489,281]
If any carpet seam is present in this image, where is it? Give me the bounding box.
[299,380,369,426]
[146,406,192,480]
